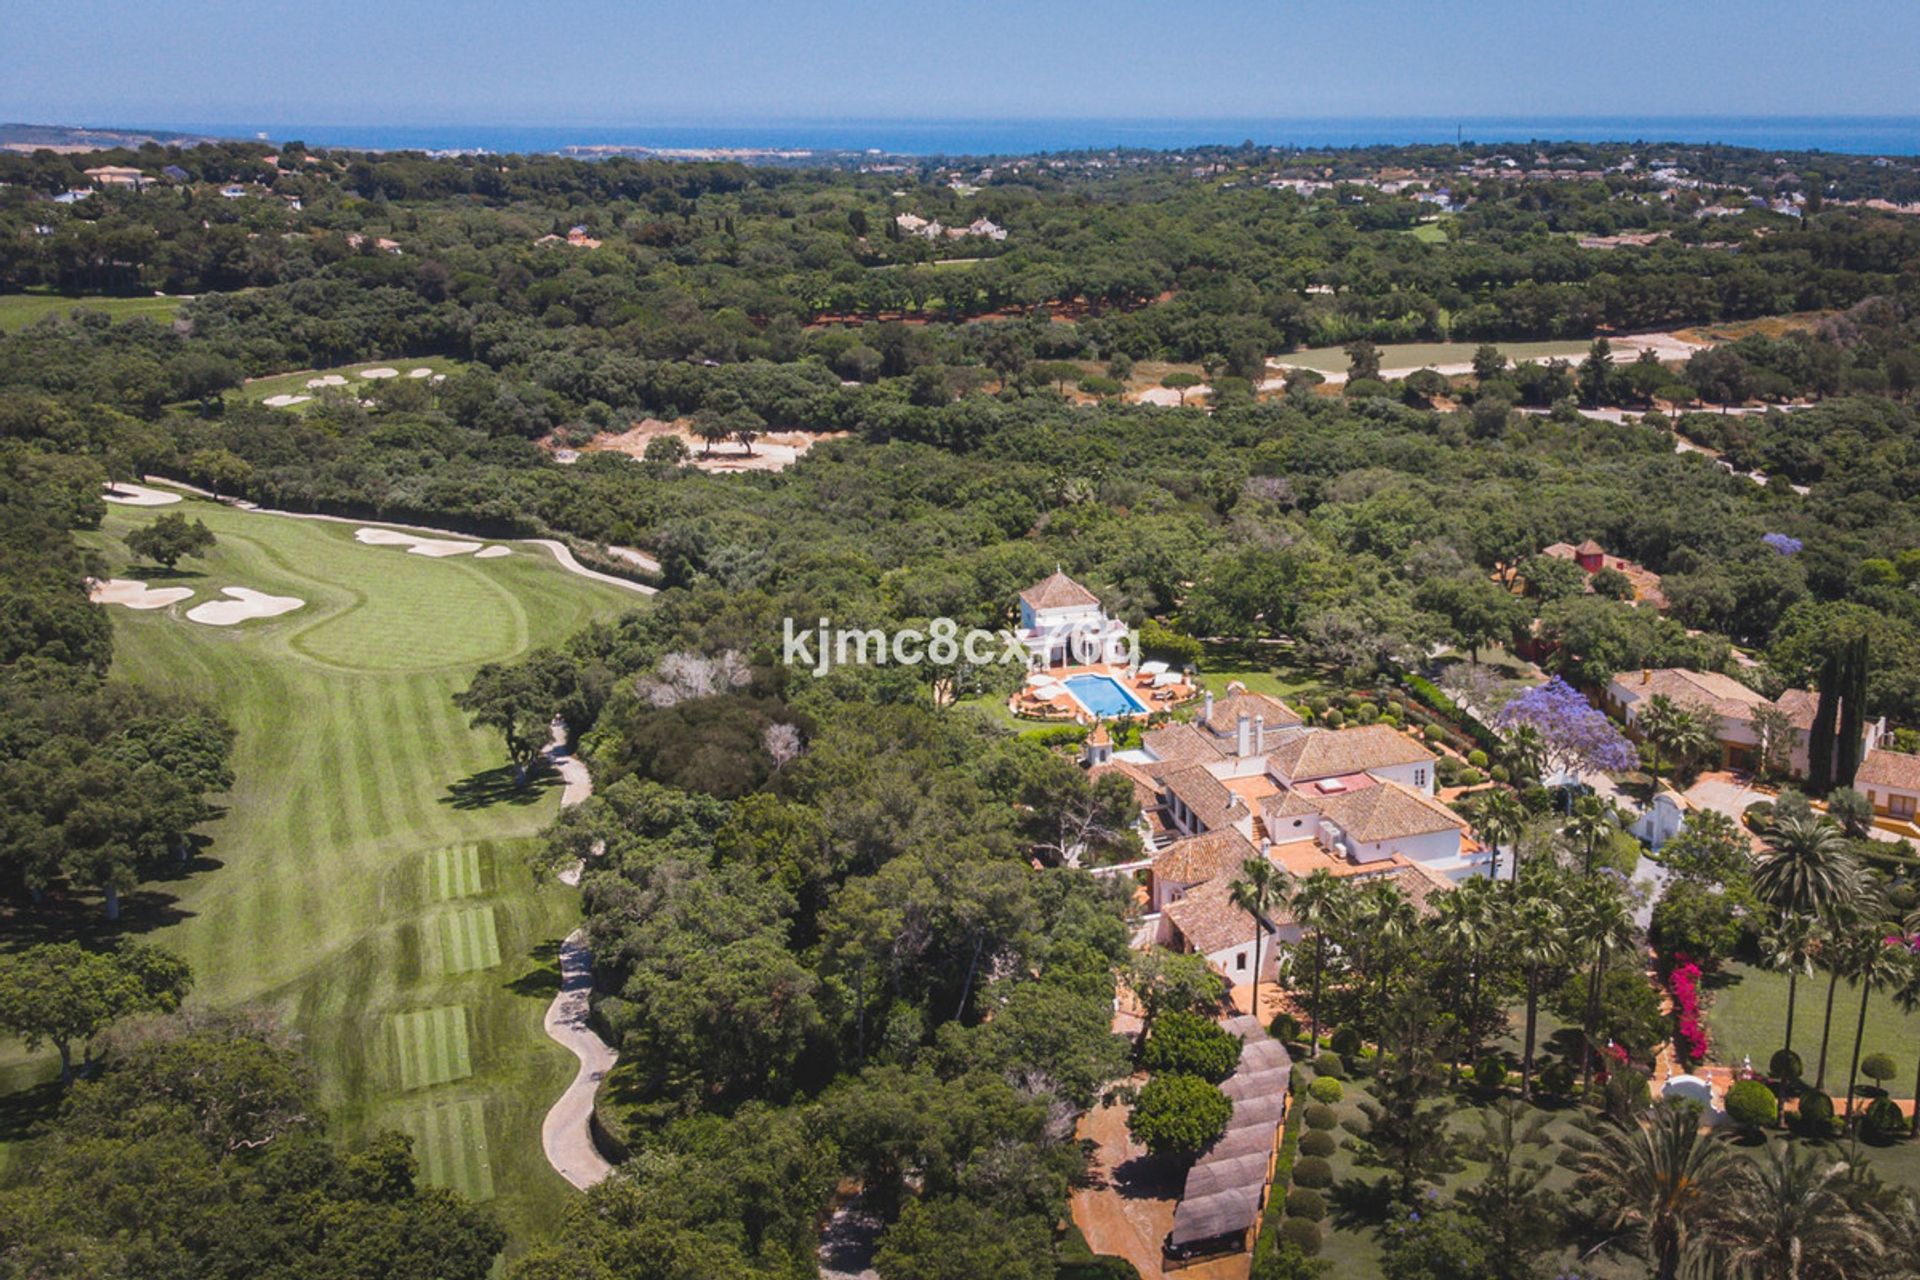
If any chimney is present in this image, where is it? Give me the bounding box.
[1204,690,1214,726]
[1642,668,1651,686]
[1255,714,1266,754]
[1237,712,1252,757]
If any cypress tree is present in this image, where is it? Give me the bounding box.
[1836,632,1868,788]
[1808,648,1839,794]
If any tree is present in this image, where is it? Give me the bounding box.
[1123,948,1224,1039]
[1568,882,1637,1088]
[1472,786,1526,883]
[1638,694,1715,791]
[1841,932,1906,1162]
[1416,577,1524,665]
[1471,343,1507,383]
[1160,370,1202,405]
[1567,1099,1739,1280]
[1579,336,1614,406]
[1128,1072,1232,1158]
[1753,813,1860,1057]
[124,512,216,570]
[1563,793,1619,877]
[1508,894,1566,1099]
[1431,876,1499,1079]
[691,408,732,456]
[1714,1144,1883,1279]
[187,447,252,498]
[1457,1101,1560,1280]
[1345,339,1382,381]
[1492,677,1637,784]
[1288,869,1342,1052]
[873,1197,1052,1280]
[643,433,690,466]
[454,649,587,784]
[1356,988,1458,1204]
[1827,787,1874,838]
[1229,856,1290,1019]
[1759,915,1818,1062]
[1142,1010,1241,1082]
[0,942,190,1082]
[1751,701,1797,781]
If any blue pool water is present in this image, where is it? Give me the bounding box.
[1065,674,1147,718]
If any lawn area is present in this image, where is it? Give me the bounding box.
[1704,960,1920,1096]
[1193,641,1337,707]
[1404,222,1450,244]
[1272,337,1598,374]
[0,291,183,332]
[236,356,469,404]
[0,497,639,1249]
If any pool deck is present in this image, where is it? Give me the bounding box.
[1008,662,1197,723]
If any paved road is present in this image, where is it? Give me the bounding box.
[541,929,617,1189]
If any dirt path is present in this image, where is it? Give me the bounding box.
[541,928,617,1189]
[138,477,656,596]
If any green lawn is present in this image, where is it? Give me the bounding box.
[237,356,469,404]
[1704,961,1920,1096]
[1272,337,1598,374]
[0,497,638,1248]
[0,291,183,333]
[1404,222,1450,245]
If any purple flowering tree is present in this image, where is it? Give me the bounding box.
[1762,532,1803,556]
[1493,677,1639,782]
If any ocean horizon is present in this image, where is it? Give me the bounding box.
[136,114,1920,157]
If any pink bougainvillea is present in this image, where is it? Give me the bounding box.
[1669,961,1709,1067]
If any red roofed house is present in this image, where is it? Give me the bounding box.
[1856,748,1920,825]
[1014,569,1131,667]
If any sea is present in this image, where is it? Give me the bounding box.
[147,116,1920,158]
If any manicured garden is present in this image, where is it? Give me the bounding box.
[0,290,182,332]
[1704,960,1920,1097]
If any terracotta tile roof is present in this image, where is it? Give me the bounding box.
[1154,827,1260,885]
[1315,780,1467,844]
[1858,748,1920,794]
[1019,570,1099,611]
[1576,538,1607,556]
[1142,721,1226,765]
[1200,692,1304,735]
[1264,725,1435,782]
[1365,859,1457,915]
[1612,668,1768,719]
[1161,765,1243,833]
[1542,542,1579,559]
[1773,687,1820,732]
[1163,876,1268,956]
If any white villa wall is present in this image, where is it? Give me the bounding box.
[1337,827,1462,868]
[1019,599,1104,632]
[1365,760,1434,794]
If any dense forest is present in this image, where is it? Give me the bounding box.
[5,135,1920,1278]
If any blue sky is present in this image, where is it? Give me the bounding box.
[3,0,1916,124]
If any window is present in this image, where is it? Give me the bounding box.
[1414,768,1427,788]
[1236,952,1248,971]
[1895,794,1916,819]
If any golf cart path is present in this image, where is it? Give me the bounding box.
[538,725,617,1190]
[138,476,656,595]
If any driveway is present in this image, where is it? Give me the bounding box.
[1681,773,1771,850]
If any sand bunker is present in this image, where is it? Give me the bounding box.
[579,419,845,473]
[359,367,399,380]
[102,482,182,507]
[1135,385,1210,407]
[186,587,304,626]
[262,393,312,407]
[355,527,484,557]
[306,374,349,388]
[408,367,434,379]
[474,545,511,559]
[90,577,194,610]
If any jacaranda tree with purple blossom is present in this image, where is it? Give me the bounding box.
[1762,532,1803,557]
[1493,678,1639,782]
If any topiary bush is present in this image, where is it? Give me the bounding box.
[1797,1090,1838,1138]
[1313,1052,1345,1080]
[1863,1096,1907,1145]
[1290,1155,1333,1189]
[1284,1188,1327,1221]
[1467,749,1489,769]
[1474,1055,1508,1093]
[1724,1079,1779,1130]
[1457,767,1485,787]
[1768,1048,1803,1086]
[1861,1052,1899,1090]
[1329,1027,1362,1057]
[1539,1059,1575,1098]
[1268,1012,1300,1044]
[1297,1130,1336,1158]
[1307,1076,1344,1104]
[1277,1217,1322,1256]
[1303,1103,1338,1131]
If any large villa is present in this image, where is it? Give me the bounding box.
[1008,571,1195,720]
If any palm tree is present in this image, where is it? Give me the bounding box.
[1508,893,1566,1100]
[1229,857,1291,1023]
[1564,793,1619,877]
[1569,884,1638,1090]
[1431,881,1496,1083]
[1713,1143,1883,1280]
[1758,916,1817,1063]
[1888,950,1920,1140]
[1500,723,1547,787]
[1640,694,1715,790]
[1568,1100,1739,1280]
[1752,814,1859,1064]
[1475,786,1527,885]
[1841,923,1905,1162]
[1352,878,1418,1053]
[1288,869,1341,1054]
[1813,899,1863,1092]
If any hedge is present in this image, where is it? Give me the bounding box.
[1400,674,1503,753]
[1298,1130,1336,1158]
[1307,1076,1344,1104]
[1248,1074,1306,1273]
[1303,1103,1338,1130]
[1284,1188,1327,1221]
[1291,1156,1333,1188]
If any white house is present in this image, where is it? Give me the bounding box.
[1606,667,1885,777]
[1014,570,1131,668]
[1856,747,1920,824]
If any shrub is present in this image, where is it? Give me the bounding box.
[1142,1010,1242,1083]
[1861,1052,1899,1088]
[1312,1053,1345,1080]
[1298,1130,1336,1158]
[1457,767,1485,787]
[1303,1103,1338,1130]
[1268,1012,1300,1044]
[1724,1079,1779,1130]
[1277,1217,1323,1256]
[1539,1060,1576,1098]
[1322,709,1345,729]
[1490,763,1510,783]
[1127,1074,1233,1157]
[1467,749,1489,769]
[1284,1188,1327,1221]
[1863,1096,1907,1145]
[1742,800,1775,833]
[1291,1156,1333,1189]
[1329,1028,1362,1057]
[1307,1076,1344,1104]
[1797,1090,1838,1138]
[1423,724,1446,743]
[1474,1056,1508,1092]
[1768,1048,1803,1085]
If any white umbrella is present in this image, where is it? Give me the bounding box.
[1138,660,1169,676]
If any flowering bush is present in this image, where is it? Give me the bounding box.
[1762,532,1803,556]
[1669,961,1709,1067]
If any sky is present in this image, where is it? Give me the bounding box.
[2,0,1917,126]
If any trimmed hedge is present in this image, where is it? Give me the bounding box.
[1303,1103,1338,1130]
[1725,1079,1778,1129]
[1313,1052,1345,1080]
[1284,1187,1326,1221]
[1768,1048,1803,1085]
[1864,1096,1907,1145]
[1329,1028,1362,1056]
[1277,1218,1322,1256]
[1307,1076,1344,1104]
[1291,1155,1333,1189]
[1297,1130,1336,1158]
[1798,1090,1838,1138]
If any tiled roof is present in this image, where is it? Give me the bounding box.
[1161,765,1242,833]
[1142,721,1225,765]
[1366,859,1457,915]
[1154,827,1259,886]
[1265,725,1435,782]
[1858,748,1920,794]
[1163,876,1266,956]
[1316,781,1467,844]
[1773,687,1820,732]
[1612,668,1774,723]
[1200,692,1304,735]
[1576,538,1607,556]
[1019,570,1099,611]
[1088,760,1161,814]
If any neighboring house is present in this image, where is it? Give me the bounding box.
[84,165,147,190]
[1605,667,1885,777]
[1856,748,1920,822]
[219,184,247,199]
[161,164,190,183]
[1014,570,1131,667]
[1540,539,1669,608]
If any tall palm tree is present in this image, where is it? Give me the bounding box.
[1888,949,1920,1140]
[1564,792,1620,876]
[1353,878,1418,1052]
[1568,1099,1739,1280]
[1501,723,1547,787]
[1431,881,1495,1083]
[1813,899,1863,1092]
[1569,883,1638,1090]
[1841,921,1905,1162]
[1758,916,1818,1063]
[1228,857,1291,1023]
[1751,814,1861,1088]
[1508,893,1566,1100]
[1640,694,1714,790]
[1475,786,1527,885]
[1712,1143,1883,1280]
[1288,869,1341,1053]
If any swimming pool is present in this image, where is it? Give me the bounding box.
[1064,673,1148,718]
